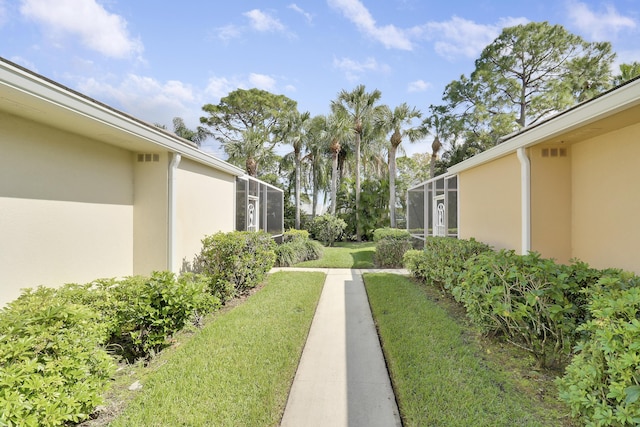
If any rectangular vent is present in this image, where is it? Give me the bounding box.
[541,147,568,158]
[137,153,160,163]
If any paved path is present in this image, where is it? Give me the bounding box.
[276,268,404,427]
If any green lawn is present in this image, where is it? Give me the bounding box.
[110,271,325,427]
[364,273,572,427]
[295,241,375,268]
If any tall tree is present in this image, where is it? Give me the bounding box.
[376,103,425,227]
[443,21,615,158]
[200,88,297,175]
[305,115,332,217]
[277,110,311,229]
[325,112,352,215]
[331,85,383,241]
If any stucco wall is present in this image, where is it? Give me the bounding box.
[530,145,572,263]
[572,122,640,273]
[458,153,522,251]
[174,158,236,272]
[0,113,134,306]
[133,152,168,275]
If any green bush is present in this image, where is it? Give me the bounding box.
[403,237,492,290]
[0,288,115,426]
[454,251,607,368]
[109,272,218,360]
[195,231,276,300]
[275,230,323,267]
[309,214,347,246]
[557,273,640,426]
[373,227,410,242]
[373,228,412,268]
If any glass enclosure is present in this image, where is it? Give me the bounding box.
[407,174,458,243]
[236,176,284,240]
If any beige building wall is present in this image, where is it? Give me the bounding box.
[0,114,134,306]
[571,122,640,274]
[174,158,236,272]
[133,152,169,275]
[529,145,572,263]
[458,153,522,251]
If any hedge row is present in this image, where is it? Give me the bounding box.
[404,237,640,425]
[0,230,277,427]
[373,228,413,268]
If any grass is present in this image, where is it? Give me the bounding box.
[109,271,325,427]
[295,241,375,268]
[364,273,573,427]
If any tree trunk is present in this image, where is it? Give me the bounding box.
[294,151,301,229]
[331,151,338,215]
[388,144,398,228]
[355,131,361,241]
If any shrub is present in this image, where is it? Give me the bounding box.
[454,251,604,368]
[373,227,410,242]
[109,272,218,360]
[275,230,323,267]
[373,228,412,268]
[309,214,347,246]
[195,231,276,299]
[403,237,492,290]
[0,288,115,426]
[557,273,640,426]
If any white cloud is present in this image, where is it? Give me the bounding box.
[412,16,528,60]
[19,0,143,59]
[327,0,413,50]
[407,79,431,93]
[214,24,242,41]
[566,0,637,40]
[248,73,277,91]
[244,9,286,33]
[333,56,390,82]
[289,3,312,23]
[77,75,199,129]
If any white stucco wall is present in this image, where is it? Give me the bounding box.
[0,113,134,306]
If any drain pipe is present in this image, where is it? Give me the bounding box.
[517,147,531,254]
[168,152,181,272]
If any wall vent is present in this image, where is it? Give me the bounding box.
[541,147,568,158]
[137,153,160,163]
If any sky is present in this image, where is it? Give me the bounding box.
[1,0,639,158]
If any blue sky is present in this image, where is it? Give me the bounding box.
[1,0,639,157]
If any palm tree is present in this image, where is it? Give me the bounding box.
[331,85,383,240]
[277,110,311,229]
[224,128,274,177]
[376,103,425,227]
[423,105,456,179]
[172,117,210,147]
[305,115,332,217]
[325,112,352,215]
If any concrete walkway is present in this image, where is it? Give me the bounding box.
[277,268,404,427]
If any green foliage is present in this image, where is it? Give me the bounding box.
[109,272,219,360]
[309,214,347,246]
[195,231,276,299]
[454,251,614,368]
[275,230,323,267]
[403,237,492,291]
[373,228,412,268]
[0,289,115,426]
[558,273,640,426]
[375,238,413,268]
[373,227,410,242]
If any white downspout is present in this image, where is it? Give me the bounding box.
[168,152,181,272]
[517,147,531,254]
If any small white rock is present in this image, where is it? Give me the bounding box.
[128,380,143,391]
